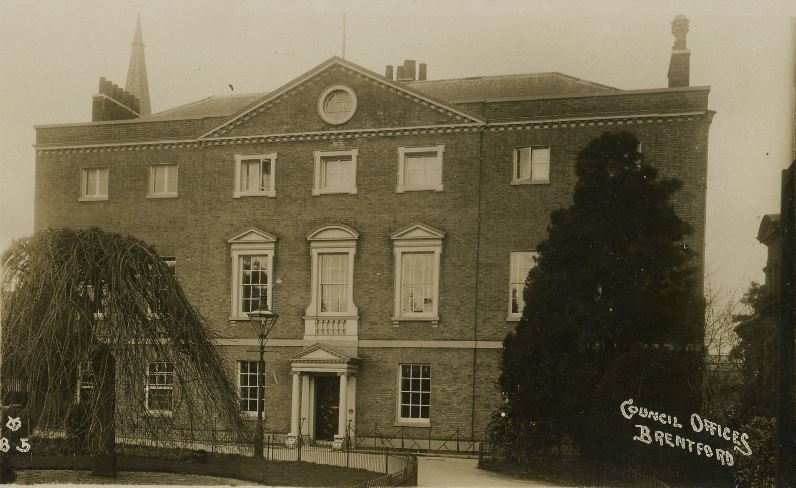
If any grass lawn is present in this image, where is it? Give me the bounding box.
[13,452,380,486]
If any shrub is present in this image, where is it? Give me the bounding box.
[733,417,775,488]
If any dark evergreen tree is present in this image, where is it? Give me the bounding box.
[731,281,778,423]
[495,132,704,464]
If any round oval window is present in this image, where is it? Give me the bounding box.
[318,86,357,125]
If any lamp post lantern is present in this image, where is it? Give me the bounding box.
[247,307,279,459]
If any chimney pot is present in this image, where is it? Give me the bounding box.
[385,65,394,80]
[671,14,689,50]
[667,15,691,88]
[418,63,427,81]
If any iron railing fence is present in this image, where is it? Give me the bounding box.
[478,442,670,488]
[347,423,487,455]
[30,424,419,486]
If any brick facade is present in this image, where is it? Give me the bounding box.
[34,56,711,443]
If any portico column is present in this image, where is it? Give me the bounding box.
[290,372,301,435]
[338,372,349,438]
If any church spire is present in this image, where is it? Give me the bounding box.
[125,14,151,116]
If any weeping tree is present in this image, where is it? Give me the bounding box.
[0,227,248,477]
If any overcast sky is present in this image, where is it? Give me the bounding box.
[0,0,794,303]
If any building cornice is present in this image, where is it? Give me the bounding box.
[35,110,709,155]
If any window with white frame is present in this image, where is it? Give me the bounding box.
[397,145,444,193]
[80,167,109,200]
[513,146,550,184]
[305,225,359,325]
[313,150,358,195]
[398,364,430,422]
[234,154,276,198]
[400,252,435,315]
[77,363,94,403]
[239,255,270,315]
[319,253,349,313]
[148,164,178,198]
[238,360,262,413]
[146,361,174,413]
[508,251,538,318]
[228,228,276,320]
[391,223,444,325]
[317,85,357,125]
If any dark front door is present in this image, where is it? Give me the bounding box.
[314,375,340,441]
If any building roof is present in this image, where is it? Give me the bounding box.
[405,72,618,102]
[137,72,617,123]
[137,92,268,122]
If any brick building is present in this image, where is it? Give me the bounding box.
[33,16,712,447]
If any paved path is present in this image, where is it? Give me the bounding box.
[417,456,572,487]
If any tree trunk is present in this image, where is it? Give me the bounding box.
[91,345,116,478]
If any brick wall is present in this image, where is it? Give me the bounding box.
[33,73,711,441]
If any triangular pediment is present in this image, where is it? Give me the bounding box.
[290,343,352,363]
[391,222,445,241]
[199,57,484,139]
[227,227,277,244]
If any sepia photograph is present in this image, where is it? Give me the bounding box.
[0,0,795,486]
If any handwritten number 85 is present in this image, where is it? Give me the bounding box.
[0,437,30,453]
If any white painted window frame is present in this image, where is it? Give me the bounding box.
[507,251,538,321]
[317,84,358,125]
[234,153,277,198]
[312,149,358,196]
[396,145,445,193]
[145,360,174,416]
[305,228,358,318]
[395,363,431,427]
[76,362,95,403]
[79,167,109,201]
[147,164,179,199]
[392,242,442,325]
[230,249,274,321]
[511,146,551,185]
[237,360,262,416]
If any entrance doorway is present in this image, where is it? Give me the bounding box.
[314,375,340,441]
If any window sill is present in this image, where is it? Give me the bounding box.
[391,316,439,327]
[395,185,444,193]
[78,196,108,202]
[506,315,522,322]
[233,191,276,198]
[311,187,358,196]
[145,410,173,417]
[229,316,253,323]
[394,420,431,428]
[146,193,178,199]
[511,179,550,186]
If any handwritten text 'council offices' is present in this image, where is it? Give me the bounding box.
[620,399,751,467]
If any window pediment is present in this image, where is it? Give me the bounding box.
[227,227,277,245]
[307,225,359,242]
[390,222,445,241]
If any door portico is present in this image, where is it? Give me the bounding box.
[287,344,360,449]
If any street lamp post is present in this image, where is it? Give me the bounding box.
[247,307,279,460]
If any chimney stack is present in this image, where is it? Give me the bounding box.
[388,59,427,82]
[667,15,690,88]
[92,76,141,121]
